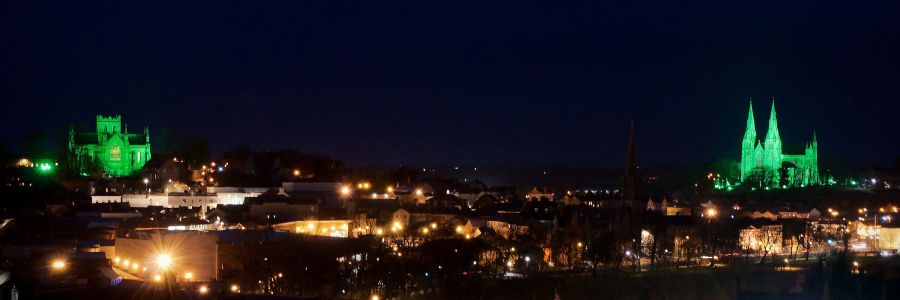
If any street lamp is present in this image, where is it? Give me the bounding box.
[51,259,66,270]
[156,254,172,269]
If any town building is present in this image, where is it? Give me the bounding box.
[739,224,783,255]
[68,115,151,177]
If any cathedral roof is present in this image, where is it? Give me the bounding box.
[782,143,807,154]
[71,132,148,146]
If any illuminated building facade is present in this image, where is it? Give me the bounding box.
[740,100,819,188]
[69,115,151,177]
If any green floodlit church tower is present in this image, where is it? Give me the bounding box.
[68,115,151,177]
[740,99,819,188]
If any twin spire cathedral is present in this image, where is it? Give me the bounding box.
[739,99,820,188]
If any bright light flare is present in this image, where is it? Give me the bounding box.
[156,254,173,269]
[51,259,66,270]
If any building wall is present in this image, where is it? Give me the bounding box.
[878,228,900,251]
[168,194,218,214]
[92,195,123,204]
[114,231,218,282]
[122,194,169,207]
[273,220,351,238]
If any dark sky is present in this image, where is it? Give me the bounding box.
[2,1,898,167]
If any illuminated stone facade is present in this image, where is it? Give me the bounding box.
[68,115,151,177]
[740,100,819,188]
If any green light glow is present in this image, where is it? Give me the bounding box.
[36,162,53,174]
[68,115,151,177]
[739,99,819,189]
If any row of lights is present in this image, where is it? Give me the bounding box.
[341,184,425,197]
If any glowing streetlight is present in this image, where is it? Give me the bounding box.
[415,189,423,196]
[706,208,718,218]
[51,259,66,270]
[430,222,437,229]
[198,286,209,294]
[340,186,351,195]
[230,284,240,293]
[577,242,583,248]
[156,254,173,269]
[371,295,380,300]
[184,272,193,280]
[293,169,301,177]
[153,274,162,282]
[386,186,394,193]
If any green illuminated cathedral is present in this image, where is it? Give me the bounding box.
[740,100,819,188]
[68,115,151,177]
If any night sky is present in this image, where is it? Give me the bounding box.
[2,1,899,168]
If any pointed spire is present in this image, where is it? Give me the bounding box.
[811,131,817,150]
[765,97,780,141]
[743,98,756,141]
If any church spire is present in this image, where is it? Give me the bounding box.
[743,98,756,141]
[740,99,757,181]
[765,97,780,142]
